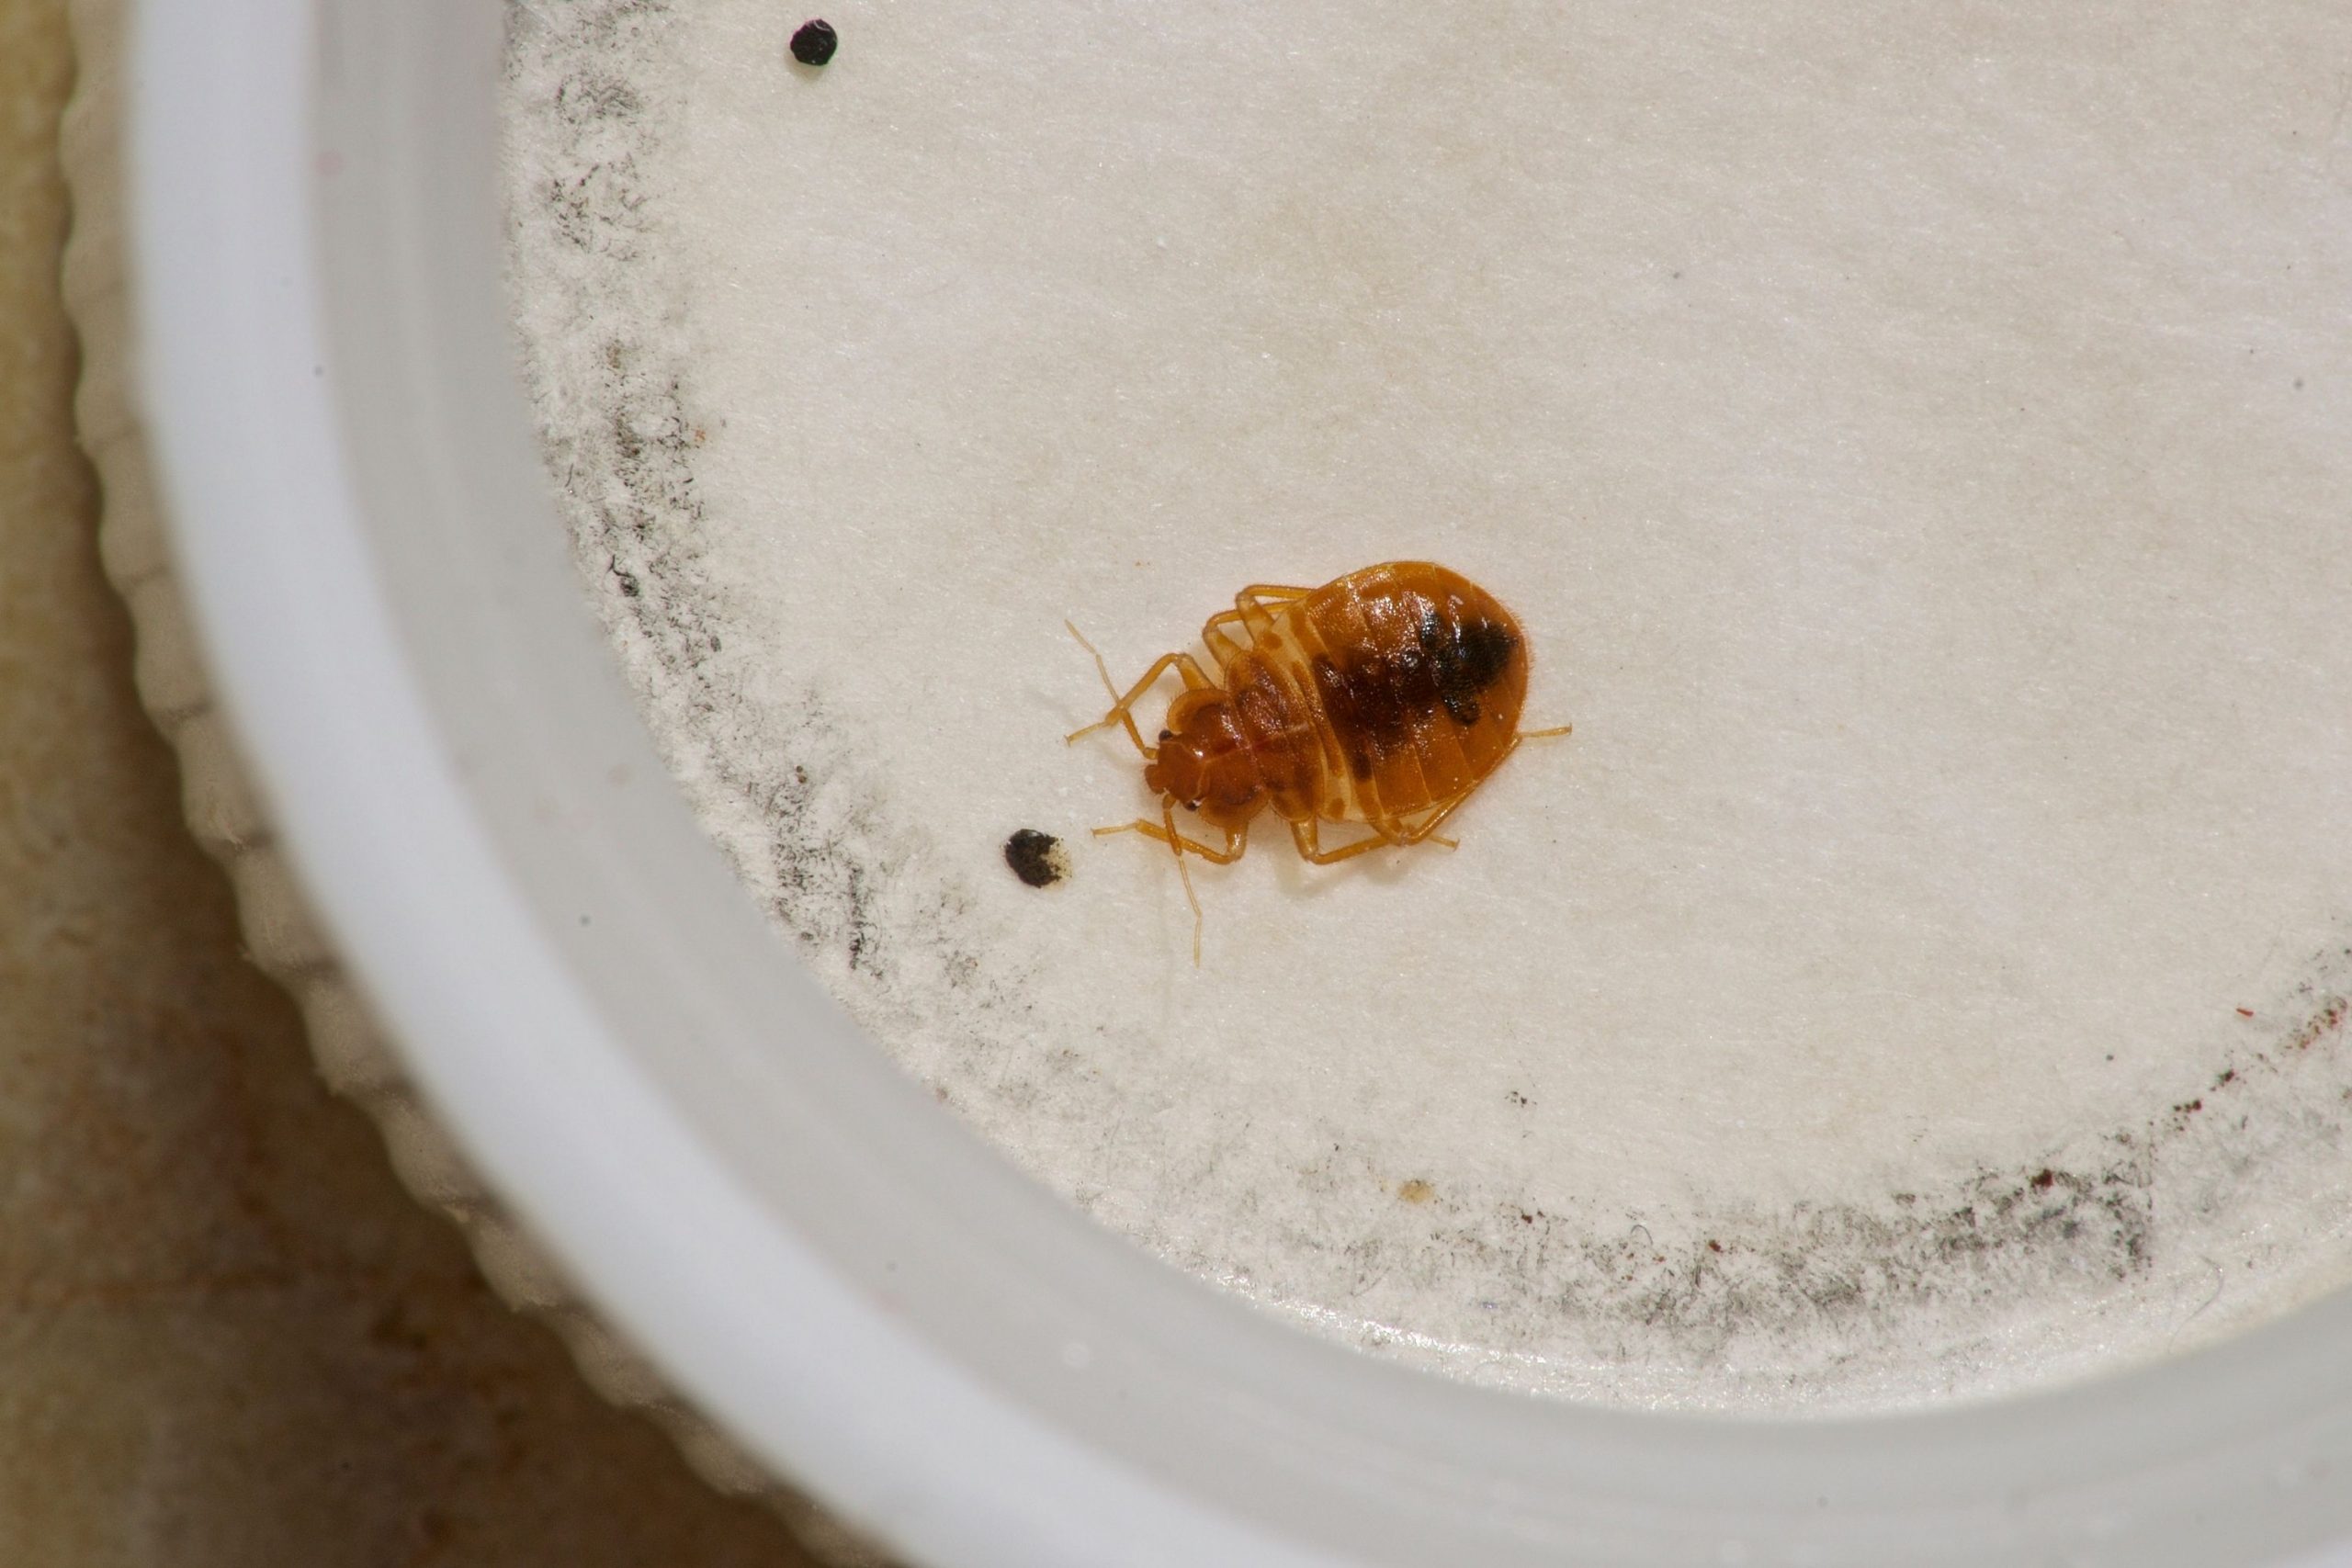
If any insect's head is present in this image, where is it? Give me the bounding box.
[1145,691,1264,829]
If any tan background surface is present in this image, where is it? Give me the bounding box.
[0,2,817,1561]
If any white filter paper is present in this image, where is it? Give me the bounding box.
[505,0,2352,1410]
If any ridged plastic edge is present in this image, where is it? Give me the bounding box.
[55,4,888,1562]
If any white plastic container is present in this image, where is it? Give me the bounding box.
[70,1,2352,1562]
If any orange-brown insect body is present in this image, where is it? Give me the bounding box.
[1159,564,1531,840]
[1069,564,1562,942]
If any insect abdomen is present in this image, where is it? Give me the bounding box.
[1222,650,1325,820]
[1281,563,1528,824]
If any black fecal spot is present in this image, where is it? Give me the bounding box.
[1003,829,1068,888]
[789,18,839,66]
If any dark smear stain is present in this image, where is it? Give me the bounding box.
[842,863,879,971]
[1003,829,1068,888]
[522,2,912,991]
[1272,967,2352,1380]
[2291,995,2347,1050]
[1263,975,2346,1389]
[554,72,641,125]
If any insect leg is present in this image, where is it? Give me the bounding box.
[1232,584,1313,645]
[1093,817,1246,863]
[1388,792,1474,848]
[1285,818,1393,866]
[1096,807,1245,964]
[1287,798,1467,863]
[1200,609,1250,671]
[1201,604,1304,669]
[1309,724,1561,860]
[1197,587,1315,671]
[1064,622,1215,755]
[1385,730,1567,851]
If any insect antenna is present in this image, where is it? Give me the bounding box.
[1066,620,1119,704]
[1161,796,1204,965]
[1062,620,1142,750]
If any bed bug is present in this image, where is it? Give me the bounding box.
[1068,561,1569,960]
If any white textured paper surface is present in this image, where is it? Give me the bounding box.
[506,0,2352,1409]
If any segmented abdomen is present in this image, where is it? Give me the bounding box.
[1272,562,1529,826]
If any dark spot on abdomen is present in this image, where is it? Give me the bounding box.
[1419,607,1518,714]
[1311,654,1390,778]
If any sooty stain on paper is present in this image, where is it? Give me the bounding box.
[1211,953,2352,1396]
[506,0,1035,1008]
[505,1,2352,1408]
